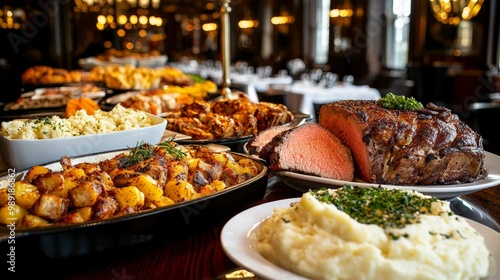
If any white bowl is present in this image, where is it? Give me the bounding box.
[0,113,166,171]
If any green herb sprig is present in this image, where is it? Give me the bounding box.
[158,139,186,160]
[125,138,187,167]
[127,141,156,167]
[377,93,423,110]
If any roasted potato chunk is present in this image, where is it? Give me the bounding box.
[92,196,119,220]
[32,172,64,193]
[24,165,50,183]
[128,174,163,203]
[60,206,92,224]
[164,180,198,202]
[0,204,29,225]
[14,181,41,210]
[32,194,69,221]
[0,188,9,207]
[113,186,145,210]
[21,214,50,228]
[68,180,103,207]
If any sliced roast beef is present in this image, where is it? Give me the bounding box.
[246,124,294,155]
[318,100,485,185]
[260,123,354,181]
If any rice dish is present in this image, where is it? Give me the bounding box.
[1,104,151,140]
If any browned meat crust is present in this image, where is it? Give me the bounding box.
[319,100,485,185]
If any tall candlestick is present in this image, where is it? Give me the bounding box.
[220,0,237,99]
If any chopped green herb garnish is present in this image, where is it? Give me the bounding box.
[310,186,445,229]
[377,93,423,110]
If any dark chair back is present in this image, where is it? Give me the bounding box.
[470,102,500,155]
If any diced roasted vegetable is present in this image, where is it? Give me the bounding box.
[0,144,261,229]
[113,186,145,210]
[14,181,40,210]
[21,214,50,228]
[32,172,64,193]
[0,204,29,225]
[92,196,119,220]
[68,181,103,207]
[0,188,9,207]
[164,180,198,202]
[24,165,50,183]
[128,174,164,203]
[32,194,69,221]
[60,206,92,224]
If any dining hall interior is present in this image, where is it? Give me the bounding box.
[1,0,500,148]
[0,1,500,279]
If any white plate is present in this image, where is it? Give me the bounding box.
[221,198,499,280]
[274,151,500,200]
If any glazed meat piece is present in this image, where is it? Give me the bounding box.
[260,123,355,181]
[165,94,293,140]
[318,100,485,185]
[92,195,119,220]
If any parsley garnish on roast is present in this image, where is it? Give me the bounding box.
[377,93,423,110]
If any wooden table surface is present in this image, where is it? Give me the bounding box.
[12,176,497,280]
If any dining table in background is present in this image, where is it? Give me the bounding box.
[275,82,382,121]
[7,175,499,279]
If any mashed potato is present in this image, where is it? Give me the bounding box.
[1,104,152,140]
[257,187,492,280]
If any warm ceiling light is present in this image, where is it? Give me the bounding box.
[97,15,106,24]
[151,0,160,9]
[117,28,126,36]
[138,0,149,8]
[202,23,218,31]
[271,16,294,25]
[117,14,127,25]
[96,22,105,30]
[238,20,258,29]
[129,15,138,24]
[155,18,162,26]
[149,16,156,25]
[329,8,353,18]
[139,15,148,25]
[429,0,484,25]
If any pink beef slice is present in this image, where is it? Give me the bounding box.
[246,124,293,155]
[265,122,354,181]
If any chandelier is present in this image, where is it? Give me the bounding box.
[429,0,484,25]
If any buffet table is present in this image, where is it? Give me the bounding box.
[6,175,499,279]
[280,82,381,121]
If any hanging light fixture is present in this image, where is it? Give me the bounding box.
[429,0,484,25]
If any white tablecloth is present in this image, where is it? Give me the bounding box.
[282,82,381,121]
[231,75,293,103]
[167,62,293,103]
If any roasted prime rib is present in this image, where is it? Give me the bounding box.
[259,123,355,181]
[246,124,294,155]
[318,100,485,185]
